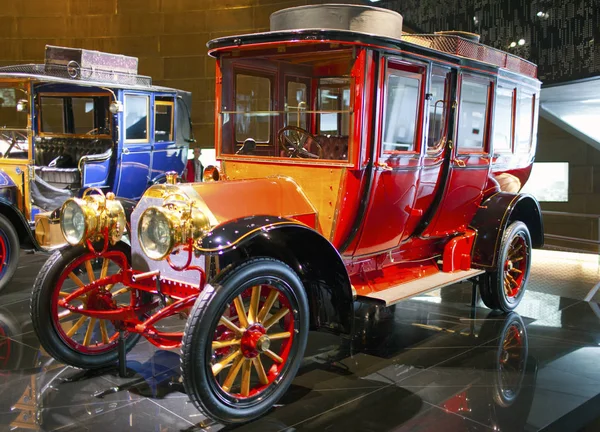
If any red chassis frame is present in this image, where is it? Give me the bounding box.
[57,232,204,349]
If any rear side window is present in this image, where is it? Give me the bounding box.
[125,94,149,141]
[457,75,492,152]
[382,69,421,153]
[40,97,64,133]
[72,98,95,135]
[235,73,271,143]
[517,91,535,152]
[493,87,515,152]
[155,97,174,142]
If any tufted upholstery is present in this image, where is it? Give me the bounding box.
[315,135,349,161]
[35,137,113,167]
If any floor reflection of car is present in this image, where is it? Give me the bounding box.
[0,45,193,291]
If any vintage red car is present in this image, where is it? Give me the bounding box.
[30,4,543,425]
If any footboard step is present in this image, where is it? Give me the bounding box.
[357,269,485,306]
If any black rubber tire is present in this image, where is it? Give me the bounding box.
[480,221,532,313]
[0,213,20,293]
[30,242,142,369]
[181,257,309,424]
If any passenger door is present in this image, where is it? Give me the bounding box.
[354,60,426,256]
[115,92,152,199]
[420,72,493,237]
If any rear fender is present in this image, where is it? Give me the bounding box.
[199,216,354,335]
[470,193,543,269]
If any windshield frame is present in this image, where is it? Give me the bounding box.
[216,44,363,168]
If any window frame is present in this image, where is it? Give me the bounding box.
[124,93,150,143]
[233,69,275,146]
[37,92,111,138]
[284,75,311,132]
[516,89,535,153]
[492,85,517,154]
[154,99,175,143]
[380,60,425,156]
[456,73,494,155]
[426,65,452,155]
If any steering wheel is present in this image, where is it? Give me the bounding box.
[85,128,100,135]
[277,126,323,159]
[0,130,27,155]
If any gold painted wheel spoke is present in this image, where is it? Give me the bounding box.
[257,289,279,323]
[68,272,85,288]
[212,349,241,375]
[267,331,291,341]
[221,354,245,392]
[66,315,87,337]
[85,261,96,283]
[111,286,130,297]
[252,356,269,385]
[506,273,518,287]
[100,259,110,280]
[219,316,243,336]
[99,321,110,344]
[511,256,524,263]
[248,286,260,324]
[264,349,283,364]
[233,296,249,329]
[510,268,523,274]
[212,339,242,349]
[263,307,290,330]
[59,291,70,297]
[508,244,523,259]
[241,359,251,397]
[83,317,97,346]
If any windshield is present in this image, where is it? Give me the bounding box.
[0,83,29,158]
[219,48,355,162]
[39,93,111,137]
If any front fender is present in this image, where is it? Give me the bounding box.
[201,216,354,335]
[470,192,544,269]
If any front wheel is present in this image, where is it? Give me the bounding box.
[480,221,532,312]
[0,213,20,293]
[181,258,309,424]
[30,242,145,369]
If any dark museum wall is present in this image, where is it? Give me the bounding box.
[378,0,599,85]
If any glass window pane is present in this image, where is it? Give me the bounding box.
[517,92,534,151]
[382,72,420,153]
[427,70,448,151]
[457,76,491,151]
[317,79,351,136]
[72,98,95,135]
[125,95,149,141]
[0,88,27,129]
[155,102,174,142]
[41,97,64,133]
[235,74,271,143]
[493,88,515,152]
[286,81,307,129]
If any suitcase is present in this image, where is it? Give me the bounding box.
[44,45,139,76]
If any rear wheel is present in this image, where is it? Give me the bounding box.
[181,258,309,424]
[0,213,20,293]
[480,221,531,312]
[30,242,146,369]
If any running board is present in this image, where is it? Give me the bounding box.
[357,269,485,306]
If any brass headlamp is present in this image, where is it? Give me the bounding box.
[60,189,126,246]
[138,194,210,261]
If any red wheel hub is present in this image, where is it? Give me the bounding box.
[240,324,267,358]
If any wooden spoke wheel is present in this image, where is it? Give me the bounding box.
[278,126,323,159]
[480,221,532,312]
[31,243,148,369]
[0,213,19,293]
[181,258,309,424]
[494,314,527,407]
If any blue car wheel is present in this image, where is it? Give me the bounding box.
[0,213,20,292]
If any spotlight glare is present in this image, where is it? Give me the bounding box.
[509,41,517,48]
[518,38,526,45]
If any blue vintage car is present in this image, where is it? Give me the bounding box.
[0,45,193,291]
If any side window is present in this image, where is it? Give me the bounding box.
[125,94,149,142]
[517,91,535,152]
[71,97,95,135]
[286,80,308,130]
[457,75,492,152]
[382,68,421,153]
[317,78,351,136]
[427,67,450,152]
[493,87,515,152]
[40,96,64,133]
[235,73,271,144]
[154,98,174,142]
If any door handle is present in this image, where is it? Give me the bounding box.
[122,147,130,155]
[375,161,393,171]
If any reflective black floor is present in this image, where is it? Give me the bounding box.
[1,249,600,431]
